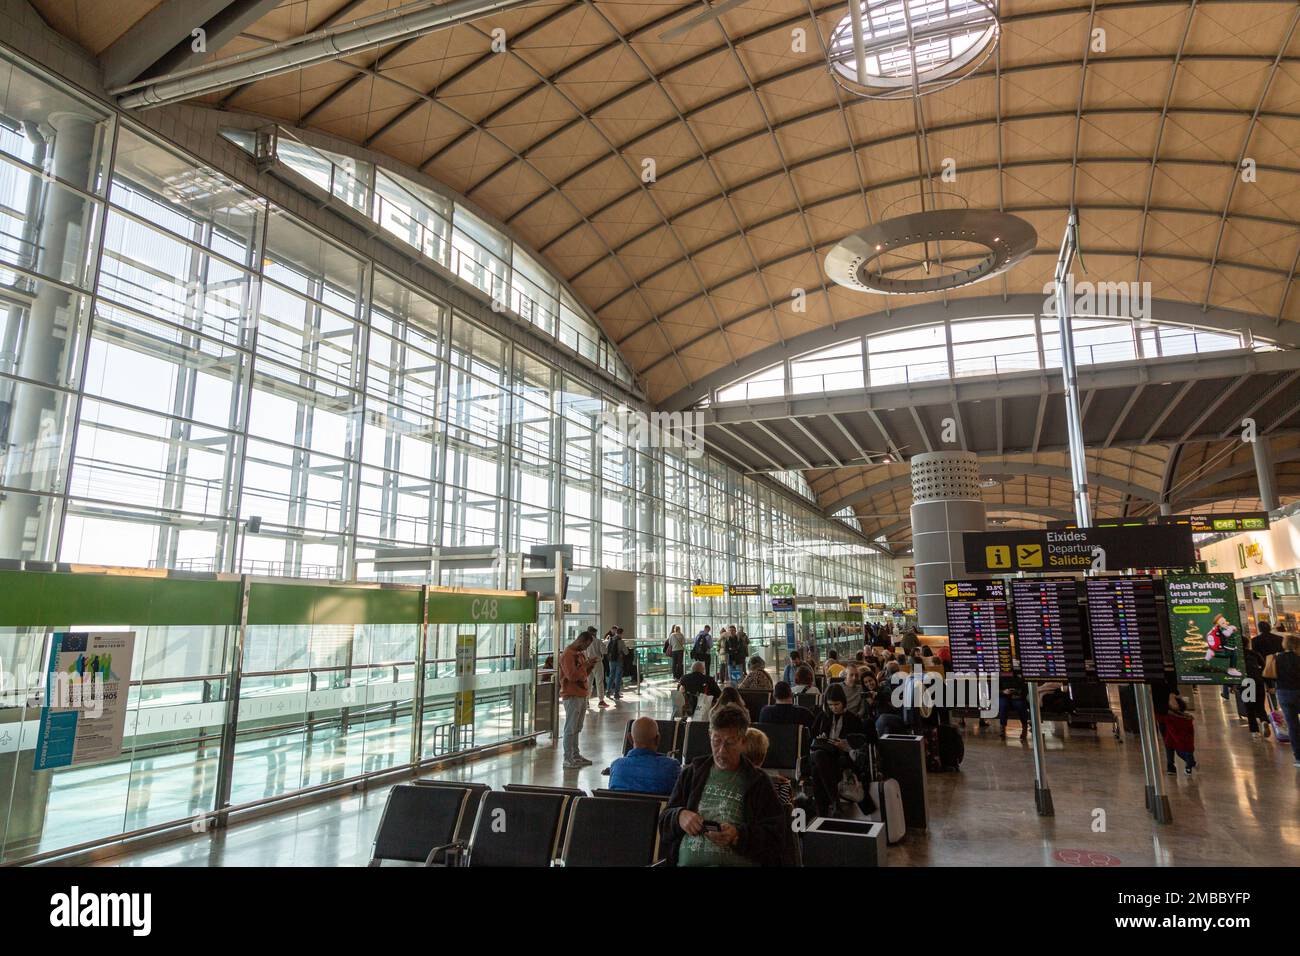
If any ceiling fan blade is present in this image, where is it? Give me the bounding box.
[658,0,752,42]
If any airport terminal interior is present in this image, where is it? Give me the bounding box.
[0,0,1298,869]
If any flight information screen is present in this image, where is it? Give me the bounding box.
[1085,576,1165,682]
[1010,578,1086,681]
[944,579,1014,676]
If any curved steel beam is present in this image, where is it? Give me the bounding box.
[1169,447,1300,506]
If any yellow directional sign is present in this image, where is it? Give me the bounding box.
[985,545,1012,570]
[1016,543,1044,568]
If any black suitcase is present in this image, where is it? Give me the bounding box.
[1118,684,1140,735]
[935,724,964,770]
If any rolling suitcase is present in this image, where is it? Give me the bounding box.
[862,740,905,845]
[1271,709,1291,744]
[867,779,906,845]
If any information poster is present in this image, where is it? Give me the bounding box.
[943,580,1014,676]
[1165,573,1245,686]
[34,631,135,771]
[454,633,476,725]
[1010,579,1087,681]
[1085,577,1165,683]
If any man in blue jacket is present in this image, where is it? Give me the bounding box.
[608,717,682,795]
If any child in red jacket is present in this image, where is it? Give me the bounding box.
[1162,696,1196,775]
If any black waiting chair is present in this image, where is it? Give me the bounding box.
[369,784,473,866]
[504,783,587,836]
[413,779,490,845]
[755,722,804,777]
[738,690,771,724]
[445,790,569,867]
[503,783,587,798]
[557,796,661,867]
[594,788,670,806]
[1066,679,1121,739]
[681,720,711,764]
[621,718,682,757]
[795,692,821,712]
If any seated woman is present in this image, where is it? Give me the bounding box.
[738,655,774,692]
[809,684,876,817]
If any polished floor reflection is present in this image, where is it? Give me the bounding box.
[98,681,1300,867]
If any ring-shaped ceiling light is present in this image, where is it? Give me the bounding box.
[825,209,1038,295]
[828,0,999,100]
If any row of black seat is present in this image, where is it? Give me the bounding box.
[371,776,886,867]
[370,779,667,868]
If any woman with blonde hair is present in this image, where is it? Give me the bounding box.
[743,727,793,807]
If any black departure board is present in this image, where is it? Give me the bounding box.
[943,579,1014,676]
[1085,576,1165,683]
[1010,578,1086,681]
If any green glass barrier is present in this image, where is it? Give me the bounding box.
[0,569,538,628]
[0,570,242,627]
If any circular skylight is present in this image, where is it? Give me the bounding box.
[828,0,999,98]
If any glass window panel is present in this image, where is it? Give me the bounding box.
[0,53,111,194]
[112,128,262,266]
[0,374,77,496]
[83,308,249,431]
[68,397,237,518]
[98,213,258,350]
[0,268,91,389]
[718,363,783,403]
[248,373,359,460]
[264,209,365,311]
[0,158,100,288]
[355,464,435,546]
[791,340,863,394]
[373,169,451,267]
[360,400,440,482]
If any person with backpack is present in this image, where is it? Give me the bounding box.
[1263,633,1300,766]
[691,625,712,673]
[724,626,746,683]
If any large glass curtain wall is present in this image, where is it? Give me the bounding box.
[0,51,893,659]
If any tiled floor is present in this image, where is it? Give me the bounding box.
[98,681,1300,867]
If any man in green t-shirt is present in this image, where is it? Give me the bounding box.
[660,703,795,867]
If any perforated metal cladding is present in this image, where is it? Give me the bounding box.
[910,451,982,502]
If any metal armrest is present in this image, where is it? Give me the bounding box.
[424,841,466,867]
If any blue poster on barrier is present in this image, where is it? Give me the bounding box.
[33,631,135,771]
[785,622,796,652]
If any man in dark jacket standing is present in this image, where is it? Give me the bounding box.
[658,704,794,866]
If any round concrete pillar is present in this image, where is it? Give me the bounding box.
[909,451,986,636]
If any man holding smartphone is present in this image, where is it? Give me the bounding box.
[658,703,794,866]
